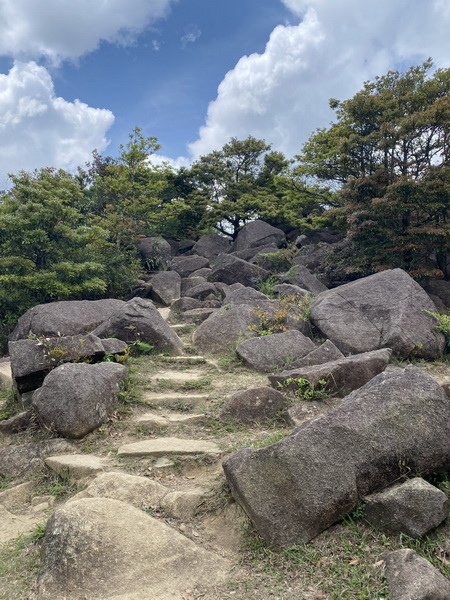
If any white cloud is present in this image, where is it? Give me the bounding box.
[148,154,191,170]
[189,0,450,160]
[0,0,177,63]
[0,61,114,185]
[181,24,202,48]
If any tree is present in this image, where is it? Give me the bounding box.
[0,169,108,333]
[299,61,450,279]
[186,136,289,238]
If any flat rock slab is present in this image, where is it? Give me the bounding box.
[45,455,107,479]
[118,437,221,457]
[0,504,40,545]
[136,412,206,429]
[142,392,210,408]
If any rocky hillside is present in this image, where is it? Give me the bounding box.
[0,220,449,599]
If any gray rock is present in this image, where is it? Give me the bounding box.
[169,296,203,314]
[36,498,230,600]
[209,254,270,288]
[292,243,331,272]
[0,411,32,434]
[92,297,184,355]
[269,348,391,395]
[193,305,260,354]
[223,286,270,307]
[191,233,231,258]
[273,283,310,298]
[170,255,210,277]
[383,549,450,600]
[138,236,172,270]
[289,340,344,369]
[100,338,128,356]
[223,366,450,546]
[181,276,207,295]
[286,400,338,427]
[32,362,128,438]
[310,269,445,359]
[189,267,212,278]
[219,387,287,424]
[231,220,285,251]
[180,308,217,324]
[149,271,181,305]
[10,299,126,341]
[364,478,449,538]
[213,281,245,298]
[9,334,105,394]
[0,439,74,478]
[422,279,450,308]
[184,282,220,301]
[236,330,315,373]
[286,265,328,294]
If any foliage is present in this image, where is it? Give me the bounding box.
[129,340,155,356]
[299,61,450,280]
[424,310,450,352]
[34,470,78,500]
[185,136,289,238]
[278,377,329,401]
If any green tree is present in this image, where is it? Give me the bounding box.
[186,136,289,238]
[299,61,450,279]
[0,168,108,333]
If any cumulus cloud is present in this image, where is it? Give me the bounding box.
[0,62,114,185]
[189,0,450,160]
[0,0,177,63]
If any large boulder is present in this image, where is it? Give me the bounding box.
[223,286,271,307]
[193,305,260,354]
[170,255,210,278]
[223,366,450,546]
[190,233,231,258]
[32,362,128,438]
[236,330,315,373]
[231,220,285,252]
[9,334,105,394]
[92,297,184,355]
[269,348,391,395]
[310,269,445,359]
[138,236,172,270]
[10,299,126,341]
[36,497,230,600]
[208,254,270,288]
[383,549,450,600]
[148,271,181,305]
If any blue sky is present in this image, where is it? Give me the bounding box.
[0,0,449,186]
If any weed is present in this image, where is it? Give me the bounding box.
[181,377,212,391]
[250,430,289,448]
[0,474,13,490]
[257,276,280,298]
[129,340,155,356]
[118,373,143,404]
[424,310,450,352]
[0,387,18,421]
[32,470,78,500]
[278,377,330,402]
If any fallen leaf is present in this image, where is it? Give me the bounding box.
[373,560,384,568]
[349,559,359,566]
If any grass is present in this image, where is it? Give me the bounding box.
[0,525,44,600]
[32,470,78,501]
[240,513,450,600]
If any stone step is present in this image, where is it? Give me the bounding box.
[45,454,108,479]
[135,411,206,431]
[149,369,208,384]
[142,392,210,410]
[117,437,221,458]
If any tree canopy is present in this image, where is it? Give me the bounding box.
[299,61,450,279]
